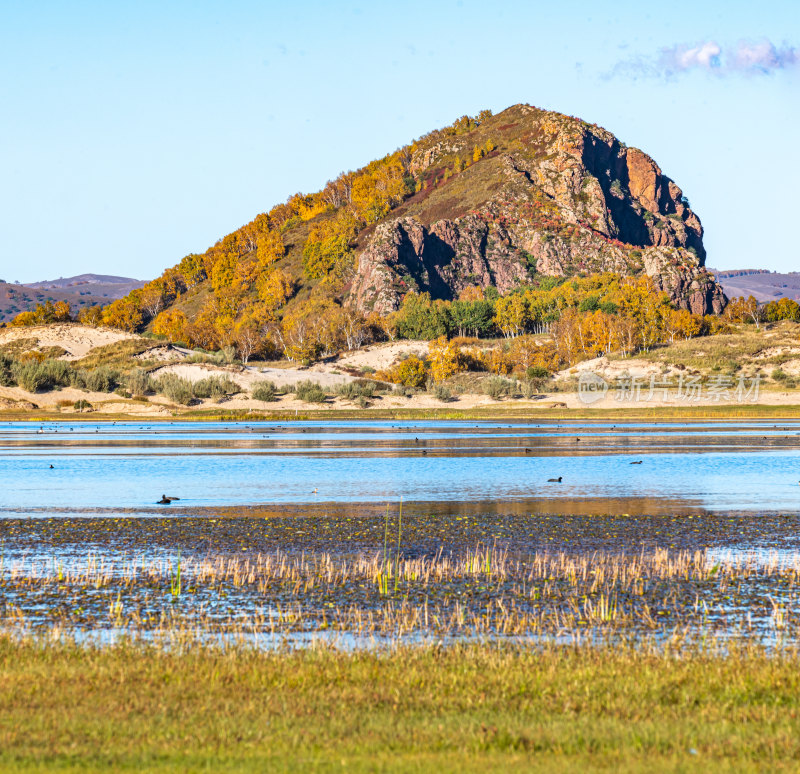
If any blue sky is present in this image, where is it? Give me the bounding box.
[1,0,798,282]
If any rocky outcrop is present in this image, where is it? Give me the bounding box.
[348,104,725,315]
[643,249,726,315]
[350,216,528,315]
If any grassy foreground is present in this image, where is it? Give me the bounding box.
[2,638,800,772]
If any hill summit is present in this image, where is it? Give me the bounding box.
[96,104,724,350]
[350,104,721,316]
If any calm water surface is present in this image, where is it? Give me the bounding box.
[2,420,800,515]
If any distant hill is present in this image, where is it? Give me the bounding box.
[707,269,800,303]
[0,274,145,323]
[23,274,143,290]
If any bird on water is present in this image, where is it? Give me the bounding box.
[157,495,180,504]
[547,476,562,483]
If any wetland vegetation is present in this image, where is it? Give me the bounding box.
[3,419,800,770]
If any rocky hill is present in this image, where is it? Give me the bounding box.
[350,105,722,316]
[99,104,725,345]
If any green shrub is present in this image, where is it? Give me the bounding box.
[126,368,153,397]
[211,347,237,365]
[12,362,51,392]
[295,380,327,403]
[772,368,788,382]
[526,366,550,380]
[433,384,454,402]
[519,380,537,399]
[193,375,240,400]
[483,376,515,399]
[155,373,195,405]
[0,354,17,386]
[336,381,376,400]
[251,381,278,402]
[41,359,73,387]
[82,367,119,393]
[73,399,92,412]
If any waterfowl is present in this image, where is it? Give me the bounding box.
[630,460,643,465]
[49,464,54,469]
[157,495,172,504]
[311,488,318,494]
[547,476,563,483]
[525,448,532,453]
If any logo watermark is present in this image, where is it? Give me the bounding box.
[577,372,761,405]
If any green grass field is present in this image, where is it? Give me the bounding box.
[2,638,799,772]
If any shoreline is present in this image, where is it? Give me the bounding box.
[4,401,800,422]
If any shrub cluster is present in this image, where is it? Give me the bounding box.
[292,380,327,403]
[251,381,278,402]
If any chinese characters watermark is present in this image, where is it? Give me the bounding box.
[577,371,761,405]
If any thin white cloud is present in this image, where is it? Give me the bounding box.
[608,38,797,79]
[665,41,722,72]
[730,40,797,73]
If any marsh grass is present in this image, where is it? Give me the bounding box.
[4,546,800,642]
[1,635,800,772]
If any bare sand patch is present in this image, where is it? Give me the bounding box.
[556,356,683,382]
[0,324,139,360]
[133,345,187,363]
[150,362,361,390]
[334,341,429,372]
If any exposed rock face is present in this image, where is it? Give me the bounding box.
[350,216,528,315]
[349,104,725,315]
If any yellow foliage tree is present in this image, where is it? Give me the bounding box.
[256,231,285,270]
[152,309,189,343]
[428,336,462,382]
[257,268,295,311]
[494,295,527,338]
[458,285,484,302]
[77,305,104,327]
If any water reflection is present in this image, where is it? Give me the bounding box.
[2,420,800,514]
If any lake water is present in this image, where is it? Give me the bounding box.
[2,419,800,515]
[4,419,800,646]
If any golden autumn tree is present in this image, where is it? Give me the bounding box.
[663,308,702,343]
[77,305,104,326]
[102,296,143,332]
[233,305,274,363]
[428,336,462,382]
[458,285,484,302]
[152,309,190,343]
[493,294,527,338]
[257,268,296,311]
[255,230,285,270]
